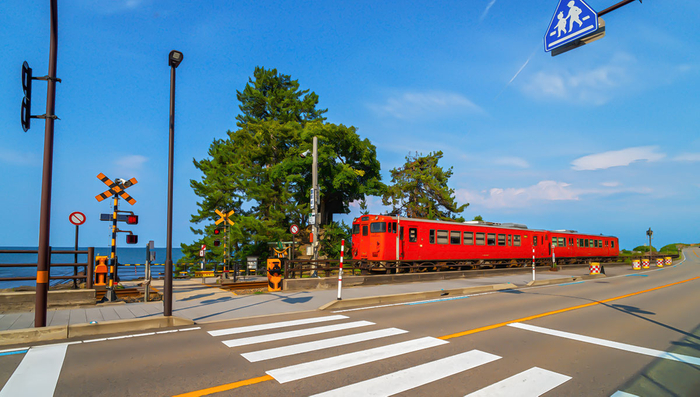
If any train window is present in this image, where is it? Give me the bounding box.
[598,240,602,248]
[533,236,538,246]
[464,232,474,245]
[569,238,574,246]
[589,239,594,247]
[498,234,506,246]
[507,235,512,246]
[584,239,589,247]
[392,222,397,233]
[409,228,417,242]
[611,240,615,248]
[576,239,580,247]
[476,233,485,245]
[429,230,435,244]
[514,235,521,246]
[605,240,608,247]
[370,222,386,233]
[488,233,496,246]
[559,237,565,247]
[352,224,360,234]
[450,231,461,244]
[437,230,449,244]
[400,226,404,240]
[361,216,369,221]
[362,225,368,236]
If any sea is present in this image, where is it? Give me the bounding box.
[0,246,185,289]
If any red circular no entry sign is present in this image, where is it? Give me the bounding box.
[69,211,86,226]
[290,224,299,235]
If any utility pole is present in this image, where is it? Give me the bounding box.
[35,0,60,327]
[312,136,319,270]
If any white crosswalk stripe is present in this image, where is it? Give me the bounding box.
[222,320,374,348]
[310,350,501,397]
[208,314,349,337]
[267,336,448,384]
[241,327,408,362]
[464,367,571,397]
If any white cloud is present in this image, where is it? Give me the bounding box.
[115,155,148,169]
[673,153,700,162]
[521,53,634,105]
[0,149,41,167]
[480,0,497,21]
[456,180,578,209]
[371,91,483,119]
[493,156,529,168]
[571,146,665,171]
[600,181,620,187]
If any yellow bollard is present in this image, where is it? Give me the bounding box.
[656,258,664,268]
[632,259,641,270]
[642,259,650,269]
[589,262,600,275]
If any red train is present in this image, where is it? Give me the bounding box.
[351,214,619,270]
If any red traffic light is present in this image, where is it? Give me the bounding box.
[126,234,138,244]
[214,240,221,247]
[214,229,221,235]
[126,215,138,225]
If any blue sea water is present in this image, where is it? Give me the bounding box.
[0,246,185,289]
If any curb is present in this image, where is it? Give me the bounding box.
[0,316,194,347]
[524,274,607,287]
[318,283,517,311]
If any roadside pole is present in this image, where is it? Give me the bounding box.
[552,243,556,269]
[532,246,536,281]
[337,239,344,301]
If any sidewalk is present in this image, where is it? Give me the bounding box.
[0,264,634,332]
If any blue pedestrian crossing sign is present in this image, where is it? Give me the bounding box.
[544,0,598,52]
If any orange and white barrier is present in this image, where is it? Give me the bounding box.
[642,259,650,269]
[589,262,601,275]
[632,259,641,270]
[665,257,672,266]
[656,258,664,268]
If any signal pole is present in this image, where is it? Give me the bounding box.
[35,0,60,327]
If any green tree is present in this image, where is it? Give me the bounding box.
[472,215,484,222]
[181,67,383,263]
[382,151,467,221]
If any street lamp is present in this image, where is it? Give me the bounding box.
[646,227,653,257]
[164,50,183,317]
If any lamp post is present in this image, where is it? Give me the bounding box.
[300,137,319,276]
[164,50,183,317]
[646,227,653,258]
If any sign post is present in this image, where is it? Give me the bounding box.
[69,212,86,289]
[337,239,345,301]
[199,244,206,283]
[290,224,299,265]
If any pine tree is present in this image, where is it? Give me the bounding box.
[382,151,468,221]
[181,67,383,263]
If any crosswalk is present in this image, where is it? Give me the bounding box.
[207,315,573,396]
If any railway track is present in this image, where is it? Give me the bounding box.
[219,281,268,291]
[94,287,157,301]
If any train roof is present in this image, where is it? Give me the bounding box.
[353,214,617,238]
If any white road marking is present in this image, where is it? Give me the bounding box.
[332,292,497,313]
[223,321,374,348]
[267,336,447,384]
[242,327,408,362]
[156,329,179,334]
[83,338,108,343]
[509,323,700,366]
[465,367,571,396]
[208,315,349,337]
[178,327,201,332]
[0,343,68,397]
[310,350,500,397]
[611,391,639,397]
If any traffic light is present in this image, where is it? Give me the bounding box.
[126,234,138,244]
[126,215,138,224]
[21,61,32,132]
[214,228,221,235]
[214,240,221,247]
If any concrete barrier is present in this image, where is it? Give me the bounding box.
[319,283,517,310]
[0,316,194,346]
[0,290,96,313]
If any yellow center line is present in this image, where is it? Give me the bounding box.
[173,375,274,397]
[438,275,700,340]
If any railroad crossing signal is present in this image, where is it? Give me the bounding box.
[95,173,138,205]
[215,209,234,226]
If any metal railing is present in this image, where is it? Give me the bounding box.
[0,247,95,289]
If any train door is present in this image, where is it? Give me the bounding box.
[358,216,370,259]
[368,220,387,260]
[404,225,420,260]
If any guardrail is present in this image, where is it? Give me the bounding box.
[0,247,95,289]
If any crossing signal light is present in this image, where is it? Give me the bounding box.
[214,229,221,235]
[126,215,138,225]
[21,61,32,132]
[126,235,138,244]
[214,240,221,247]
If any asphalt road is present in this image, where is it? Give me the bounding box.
[1,249,699,396]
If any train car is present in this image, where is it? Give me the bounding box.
[351,214,619,270]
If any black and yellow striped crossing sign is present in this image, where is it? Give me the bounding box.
[95,173,138,205]
[215,209,234,226]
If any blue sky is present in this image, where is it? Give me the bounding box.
[1,0,698,250]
